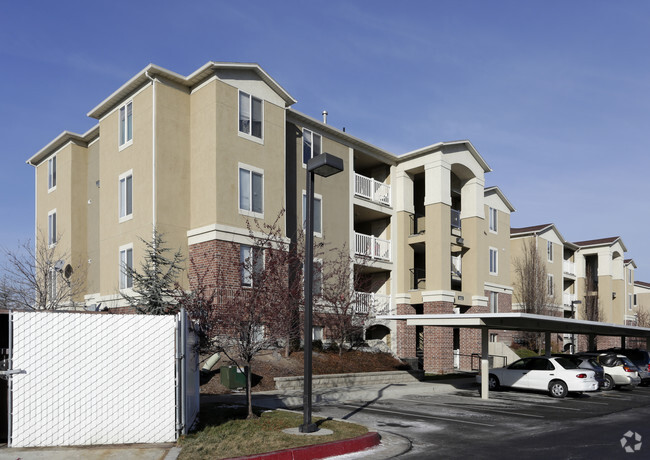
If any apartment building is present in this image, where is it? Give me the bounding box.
[28,61,515,373]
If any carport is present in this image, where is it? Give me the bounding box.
[382,313,650,399]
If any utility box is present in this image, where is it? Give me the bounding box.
[220,365,246,389]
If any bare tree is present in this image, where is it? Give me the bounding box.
[1,233,85,310]
[637,305,650,328]
[316,245,369,356]
[121,229,185,315]
[513,239,558,351]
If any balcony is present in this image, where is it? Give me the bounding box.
[410,268,426,290]
[563,261,576,277]
[409,213,425,235]
[354,292,391,315]
[354,173,391,206]
[354,232,391,261]
[563,293,578,306]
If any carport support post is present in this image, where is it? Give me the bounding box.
[481,327,489,400]
[621,336,626,350]
[545,331,551,357]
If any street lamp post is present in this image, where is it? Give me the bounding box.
[300,153,344,433]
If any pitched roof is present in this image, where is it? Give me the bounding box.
[635,281,650,289]
[484,186,516,212]
[574,237,621,247]
[510,224,554,236]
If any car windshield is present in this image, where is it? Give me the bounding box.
[554,357,579,369]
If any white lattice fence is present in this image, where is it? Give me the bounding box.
[10,311,178,447]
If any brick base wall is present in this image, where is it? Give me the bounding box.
[396,304,417,358]
[423,302,454,373]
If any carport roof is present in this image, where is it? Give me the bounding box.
[381,313,650,338]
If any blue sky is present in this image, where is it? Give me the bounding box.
[1,1,649,280]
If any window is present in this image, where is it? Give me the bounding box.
[634,294,638,306]
[302,192,323,236]
[488,207,497,232]
[489,291,498,313]
[119,101,133,148]
[489,248,498,275]
[547,241,553,262]
[304,259,323,295]
[313,326,324,341]
[489,333,497,343]
[119,171,133,221]
[239,166,263,216]
[48,155,56,191]
[629,294,633,311]
[48,209,57,246]
[303,129,322,164]
[628,268,633,285]
[547,274,554,296]
[240,245,264,287]
[119,245,133,290]
[239,91,263,139]
[48,268,57,303]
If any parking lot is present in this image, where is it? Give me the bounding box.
[314,382,650,459]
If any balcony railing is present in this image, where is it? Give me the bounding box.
[451,209,461,229]
[354,173,391,206]
[410,268,426,290]
[563,261,576,276]
[354,292,391,315]
[354,232,391,261]
[563,293,578,306]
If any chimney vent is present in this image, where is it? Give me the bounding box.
[322,110,328,124]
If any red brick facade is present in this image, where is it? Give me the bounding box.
[396,303,417,358]
[423,302,454,373]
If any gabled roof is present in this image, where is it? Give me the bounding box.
[27,125,99,166]
[636,281,650,289]
[484,186,516,212]
[87,61,297,120]
[510,223,554,236]
[399,140,491,173]
[574,236,626,252]
[625,259,637,268]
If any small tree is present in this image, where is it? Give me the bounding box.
[316,245,368,356]
[513,239,557,351]
[122,229,185,315]
[1,232,85,310]
[637,305,650,328]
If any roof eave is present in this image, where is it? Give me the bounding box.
[27,125,99,166]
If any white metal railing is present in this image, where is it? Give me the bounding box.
[563,293,577,306]
[354,232,391,261]
[354,173,391,206]
[451,209,461,229]
[563,261,576,276]
[354,292,391,315]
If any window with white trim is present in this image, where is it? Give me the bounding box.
[304,259,323,296]
[628,268,633,285]
[119,101,133,148]
[489,248,498,275]
[239,166,264,216]
[634,294,637,306]
[48,209,57,246]
[488,207,497,232]
[48,155,57,191]
[313,326,324,341]
[629,294,633,311]
[489,291,498,313]
[547,240,553,262]
[48,268,57,303]
[119,245,133,290]
[302,192,323,236]
[119,171,133,221]
[303,129,322,165]
[547,274,554,296]
[241,245,264,287]
[239,91,263,139]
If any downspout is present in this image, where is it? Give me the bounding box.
[145,72,157,243]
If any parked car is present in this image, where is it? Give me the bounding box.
[552,354,606,389]
[578,352,641,390]
[483,356,599,398]
[603,348,650,386]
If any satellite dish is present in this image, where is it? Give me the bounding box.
[54,260,65,272]
[64,264,73,279]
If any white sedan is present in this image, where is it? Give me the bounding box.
[485,356,599,398]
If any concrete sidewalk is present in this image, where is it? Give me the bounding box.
[203,376,477,410]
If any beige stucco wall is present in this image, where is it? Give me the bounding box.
[85,138,100,295]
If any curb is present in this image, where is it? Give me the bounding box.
[225,432,381,460]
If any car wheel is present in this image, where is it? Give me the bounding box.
[602,375,614,391]
[549,380,568,398]
[488,374,500,391]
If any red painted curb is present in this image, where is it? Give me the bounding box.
[227,431,381,460]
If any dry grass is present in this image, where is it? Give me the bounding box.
[178,405,368,460]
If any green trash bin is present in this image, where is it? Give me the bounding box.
[220,365,246,389]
